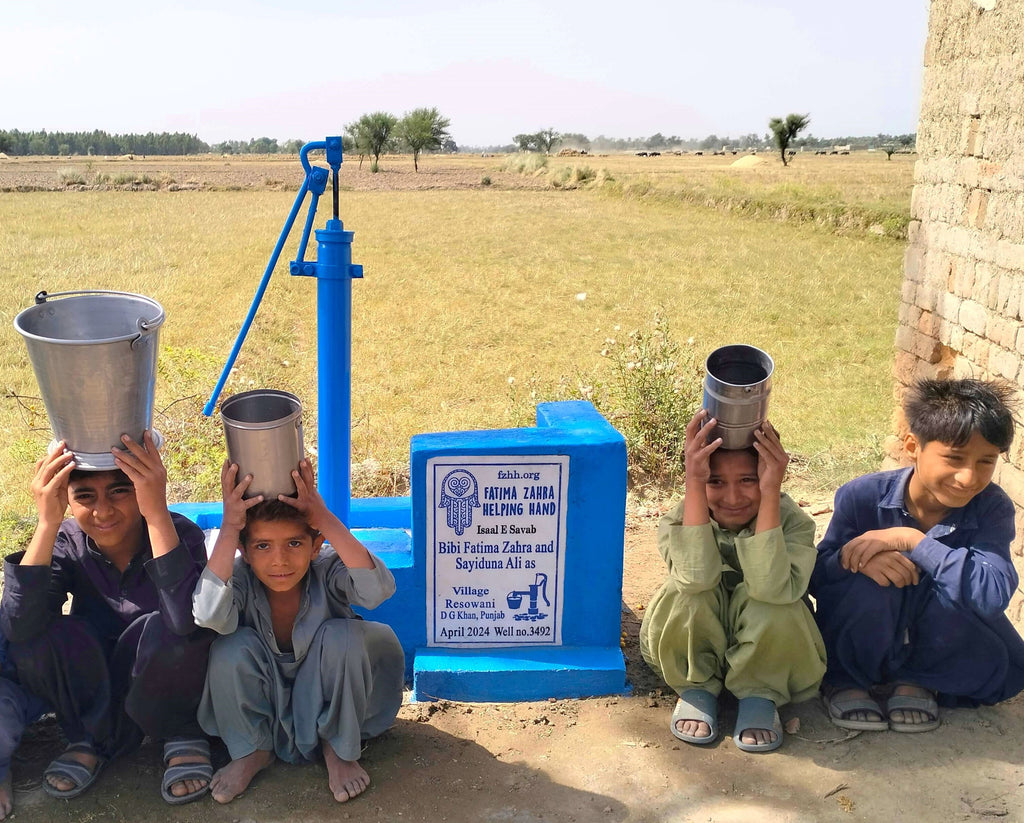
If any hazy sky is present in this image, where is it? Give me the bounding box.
[3,0,929,147]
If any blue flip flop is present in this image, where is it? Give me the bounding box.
[670,688,719,745]
[733,696,783,753]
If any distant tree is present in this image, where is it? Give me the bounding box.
[645,132,667,150]
[560,132,591,151]
[352,112,398,172]
[699,133,721,151]
[343,123,367,169]
[535,128,560,154]
[881,144,897,160]
[513,133,537,152]
[440,136,458,153]
[281,138,304,154]
[396,107,451,171]
[768,113,810,166]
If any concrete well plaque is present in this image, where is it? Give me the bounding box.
[425,455,568,647]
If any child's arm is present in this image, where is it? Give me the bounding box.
[281,460,374,570]
[20,445,75,567]
[2,446,77,642]
[680,409,721,528]
[735,423,816,603]
[751,421,785,533]
[658,410,725,593]
[192,461,262,633]
[207,461,263,583]
[112,431,180,559]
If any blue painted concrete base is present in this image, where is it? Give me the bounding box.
[412,646,629,703]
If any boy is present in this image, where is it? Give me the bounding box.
[0,433,214,804]
[0,632,48,820]
[812,378,1024,732]
[193,458,404,804]
[640,410,826,753]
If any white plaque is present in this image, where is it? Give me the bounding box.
[426,455,568,647]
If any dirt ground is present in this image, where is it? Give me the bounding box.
[6,501,1024,823]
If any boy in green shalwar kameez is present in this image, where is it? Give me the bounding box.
[640,409,825,752]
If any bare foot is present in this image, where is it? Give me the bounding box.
[322,741,370,802]
[888,684,938,727]
[0,772,12,820]
[209,749,275,804]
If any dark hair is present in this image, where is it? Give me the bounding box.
[240,499,318,545]
[69,468,132,484]
[709,445,758,468]
[904,378,1016,452]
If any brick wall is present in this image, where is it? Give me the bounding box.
[895,0,1024,619]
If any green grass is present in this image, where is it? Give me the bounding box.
[0,164,908,546]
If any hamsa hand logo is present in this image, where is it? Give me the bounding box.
[438,469,480,536]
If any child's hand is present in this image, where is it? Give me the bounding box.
[279,459,334,533]
[840,527,922,572]
[219,460,263,535]
[32,443,75,528]
[752,420,788,494]
[113,431,170,521]
[857,551,920,588]
[684,409,722,485]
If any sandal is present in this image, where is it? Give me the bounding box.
[822,687,888,731]
[42,741,105,799]
[670,688,719,745]
[733,696,783,753]
[886,686,940,733]
[161,737,212,805]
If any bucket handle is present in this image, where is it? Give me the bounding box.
[33,289,163,348]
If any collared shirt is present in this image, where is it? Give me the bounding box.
[656,492,817,605]
[810,467,1017,618]
[1,512,207,644]
[192,547,395,668]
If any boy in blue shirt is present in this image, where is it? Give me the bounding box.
[811,378,1024,732]
[1,434,213,805]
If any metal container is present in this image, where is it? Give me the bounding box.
[702,344,774,450]
[14,290,164,470]
[221,389,304,499]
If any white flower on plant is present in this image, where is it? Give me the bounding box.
[575,292,587,302]
[687,337,695,345]
[508,376,515,385]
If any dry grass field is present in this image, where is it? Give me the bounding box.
[0,150,911,537]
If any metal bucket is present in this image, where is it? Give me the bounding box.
[14,290,165,470]
[221,389,304,499]
[702,344,774,449]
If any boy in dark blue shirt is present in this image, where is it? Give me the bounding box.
[811,379,1024,732]
[1,434,213,805]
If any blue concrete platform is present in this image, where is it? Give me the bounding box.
[412,646,629,702]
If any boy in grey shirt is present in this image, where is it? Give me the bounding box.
[193,459,403,803]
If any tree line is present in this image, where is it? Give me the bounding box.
[468,130,917,155]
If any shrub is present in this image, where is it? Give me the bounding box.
[57,167,86,186]
[600,311,704,484]
[481,175,492,186]
[501,153,548,175]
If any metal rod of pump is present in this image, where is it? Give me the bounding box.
[203,137,361,523]
[202,177,313,417]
